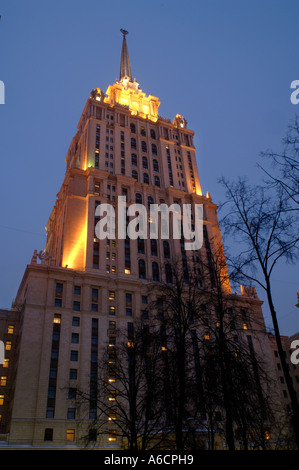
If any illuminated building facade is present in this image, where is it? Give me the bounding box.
[1,31,294,449]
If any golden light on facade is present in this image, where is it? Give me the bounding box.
[62,218,87,270]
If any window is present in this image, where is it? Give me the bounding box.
[66,429,75,441]
[131,153,137,166]
[130,123,136,133]
[153,158,159,171]
[72,316,80,327]
[67,408,76,420]
[44,428,53,442]
[143,173,149,184]
[131,138,136,149]
[70,350,78,361]
[71,333,79,344]
[152,262,159,281]
[140,126,146,136]
[139,259,146,279]
[165,264,173,283]
[69,369,77,380]
[53,314,61,325]
[163,241,170,258]
[137,237,144,254]
[151,239,158,256]
[142,295,148,304]
[89,429,97,442]
[126,293,132,303]
[141,141,147,152]
[108,430,117,441]
[109,306,116,316]
[5,341,11,351]
[142,156,148,169]
[0,395,4,406]
[135,193,142,204]
[68,388,77,400]
[73,301,80,311]
[109,291,115,300]
[7,325,14,334]
[46,407,54,418]
[0,377,7,386]
[150,129,156,139]
[154,176,160,187]
[152,144,157,155]
[132,170,138,180]
[126,308,132,317]
[74,286,81,295]
[56,283,63,294]
[54,298,62,308]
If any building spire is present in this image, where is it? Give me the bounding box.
[119,29,132,81]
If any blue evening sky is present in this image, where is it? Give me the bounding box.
[0,0,298,335]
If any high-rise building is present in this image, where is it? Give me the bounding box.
[1,31,294,449]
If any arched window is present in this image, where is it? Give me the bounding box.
[143,173,149,184]
[140,126,146,136]
[154,176,160,187]
[135,193,142,204]
[141,141,147,152]
[152,262,159,281]
[131,138,136,149]
[153,159,159,171]
[163,241,170,259]
[139,259,146,279]
[142,156,148,169]
[132,170,138,180]
[147,196,154,209]
[130,123,136,133]
[152,144,157,155]
[165,264,172,284]
[150,129,156,139]
[131,154,137,166]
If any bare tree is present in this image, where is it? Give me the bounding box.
[219,177,299,448]
[259,115,299,208]
[75,323,168,450]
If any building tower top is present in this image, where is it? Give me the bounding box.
[119,29,132,81]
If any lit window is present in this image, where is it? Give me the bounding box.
[243,322,248,330]
[265,430,270,440]
[0,395,4,406]
[7,325,14,334]
[108,430,117,441]
[109,306,115,316]
[0,377,7,386]
[109,291,115,300]
[108,391,116,401]
[53,314,61,324]
[3,359,9,368]
[66,429,75,441]
[5,341,11,351]
[108,410,116,421]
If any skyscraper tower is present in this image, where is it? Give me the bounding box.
[4,31,275,449]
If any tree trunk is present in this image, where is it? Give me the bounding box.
[266,281,299,449]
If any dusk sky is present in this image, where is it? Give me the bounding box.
[0,0,298,336]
